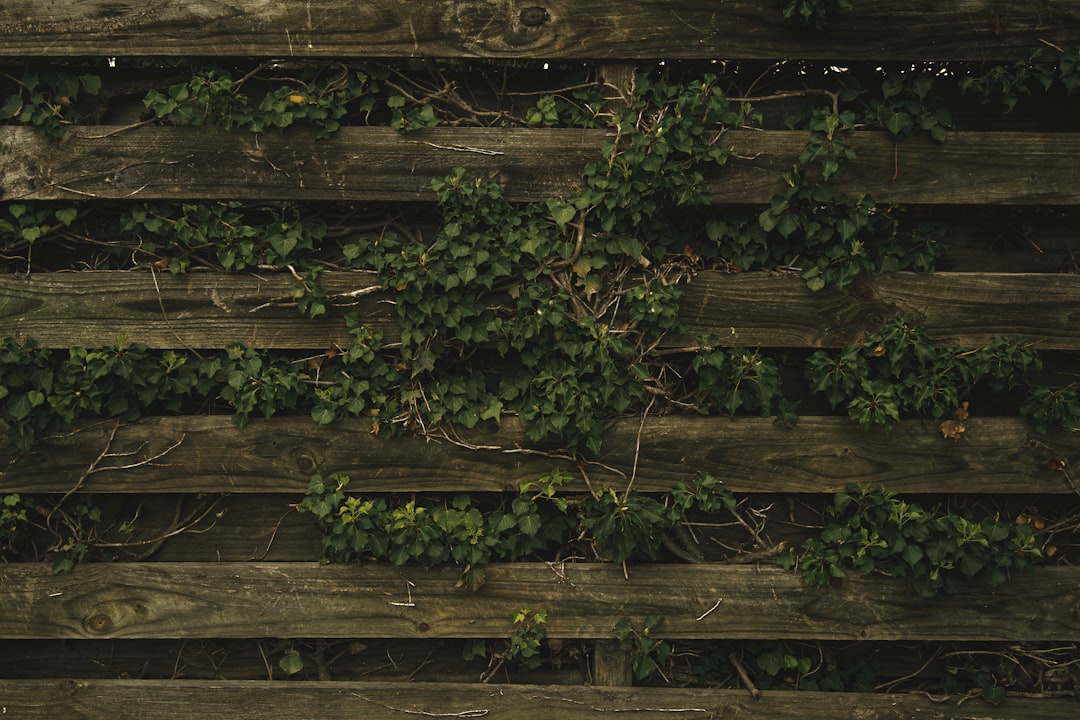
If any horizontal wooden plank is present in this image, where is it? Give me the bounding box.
[2,0,1079,60]
[2,415,1076,496]
[4,270,1080,350]
[0,270,392,350]
[4,127,1080,205]
[1,562,1077,641]
[676,271,1080,349]
[1,680,1076,720]
[0,126,590,204]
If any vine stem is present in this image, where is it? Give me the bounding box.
[727,88,841,115]
[621,395,655,504]
[728,651,762,700]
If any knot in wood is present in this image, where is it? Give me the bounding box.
[86,613,112,633]
[417,621,431,633]
[519,7,550,27]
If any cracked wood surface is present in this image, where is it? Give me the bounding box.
[4,128,1080,205]
[2,415,1076,495]
[1,563,1077,641]
[2,0,1080,60]
[3,271,1078,349]
[1,680,1077,720]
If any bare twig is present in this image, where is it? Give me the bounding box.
[621,396,655,502]
[729,651,762,700]
[350,694,489,717]
[414,141,504,156]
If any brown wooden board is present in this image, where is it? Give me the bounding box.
[1,563,1077,641]
[2,0,1080,61]
[4,270,1079,350]
[2,679,1078,720]
[2,415,1076,496]
[5,127,1080,205]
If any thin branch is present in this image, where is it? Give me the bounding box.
[728,651,762,700]
[621,395,655,503]
[50,420,121,516]
[349,694,489,717]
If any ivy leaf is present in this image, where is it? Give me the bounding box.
[79,74,102,95]
[270,232,298,259]
[311,405,335,425]
[883,110,908,137]
[54,208,78,227]
[279,649,304,676]
[547,200,576,228]
[0,94,22,120]
[517,512,543,537]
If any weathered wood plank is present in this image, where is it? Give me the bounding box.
[1,0,1079,61]
[4,270,1079,350]
[0,126,591,204]
[0,270,392,350]
[4,127,1080,205]
[1,563,1077,641]
[676,271,1080,349]
[2,679,1076,720]
[2,415,1076,496]
[0,638,582,683]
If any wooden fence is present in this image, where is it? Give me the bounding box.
[3,1,1080,718]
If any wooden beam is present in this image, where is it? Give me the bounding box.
[2,415,1076,496]
[2,679,1078,720]
[4,271,1080,350]
[4,127,1080,205]
[1,563,1078,641]
[1,0,1079,61]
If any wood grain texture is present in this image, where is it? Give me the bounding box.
[1,679,1076,720]
[1,562,1077,641]
[4,270,1079,350]
[0,126,592,204]
[2,415,1076,495]
[0,270,390,350]
[2,1,1079,60]
[4,127,1080,205]
[675,271,1080,349]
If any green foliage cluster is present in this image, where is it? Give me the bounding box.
[142,62,434,138]
[0,69,101,139]
[119,201,335,317]
[0,320,400,450]
[613,615,672,681]
[352,72,774,453]
[805,315,1062,430]
[859,72,953,142]
[0,203,80,269]
[687,640,877,692]
[960,50,1056,113]
[463,608,550,678]
[779,483,1043,596]
[0,493,33,558]
[3,491,226,575]
[121,202,326,273]
[295,470,734,590]
[717,108,949,291]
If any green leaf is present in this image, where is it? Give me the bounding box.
[270,232,298,259]
[517,512,543,537]
[311,405,335,425]
[80,74,103,95]
[279,649,304,676]
[54,207,78,227]
[547,200,576,228]
[0,94,22,120]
